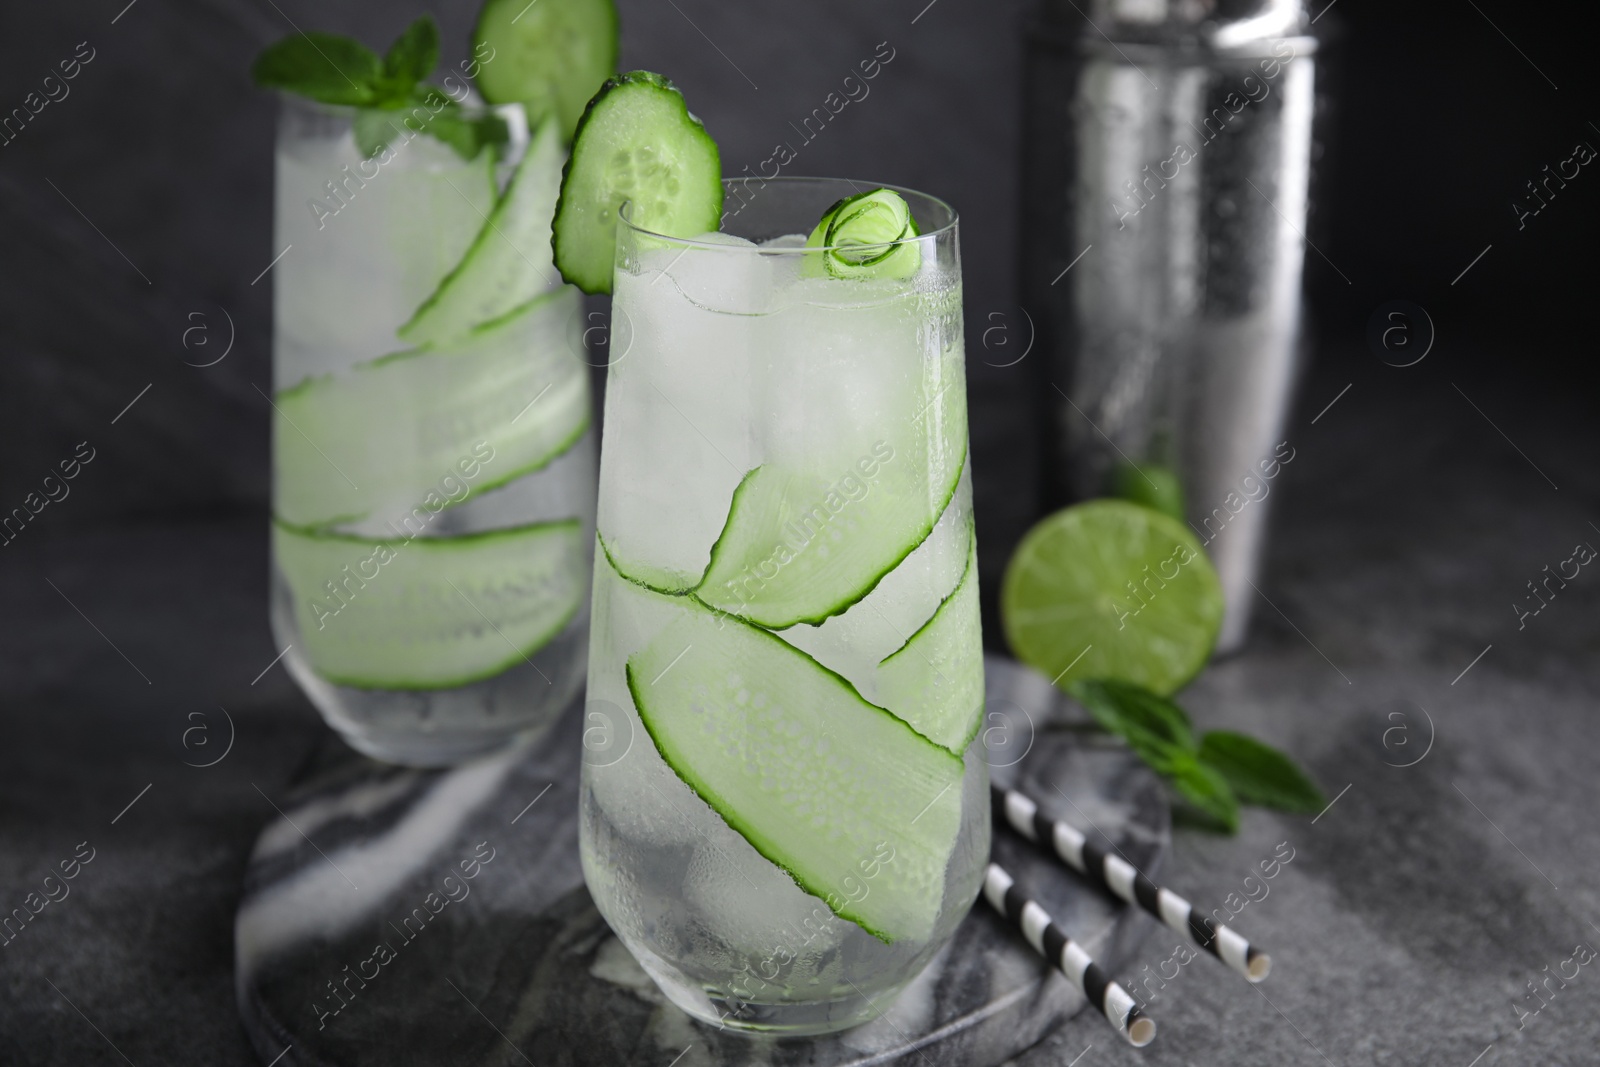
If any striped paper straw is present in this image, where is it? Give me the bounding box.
[992,783,1272,983]
[982,863,1156,1047]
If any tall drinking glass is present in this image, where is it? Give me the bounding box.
[580,177,989,1034]
[269,95,596,766]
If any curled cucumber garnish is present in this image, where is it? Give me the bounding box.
[804,188,922,280]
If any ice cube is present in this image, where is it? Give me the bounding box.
[682,837,849,961]
[273,129,499,381]
[584,730,705,848]
[599,255,762,583]
[759,287,923,469]
[759,233,810,251]
[647,232,772,316]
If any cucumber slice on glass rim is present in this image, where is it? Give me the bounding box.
[474,0,619,143]
[551,71,723,294]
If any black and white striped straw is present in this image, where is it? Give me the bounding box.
[992,783,1272,983]
[982,863,1156,1047]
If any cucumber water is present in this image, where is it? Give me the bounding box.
[575,139,985,1029]
[268,89,596,766]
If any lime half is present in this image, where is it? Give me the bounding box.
[1001,499,1223,695]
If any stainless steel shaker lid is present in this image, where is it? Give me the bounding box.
[1036,0,1315,53]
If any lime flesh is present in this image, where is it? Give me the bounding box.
[1001,499,1223,695]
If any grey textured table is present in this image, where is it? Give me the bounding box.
[4,354,1597,1066]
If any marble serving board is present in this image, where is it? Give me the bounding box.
[235,657,1169,1067]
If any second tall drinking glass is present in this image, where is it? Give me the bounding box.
[581,178,989,1034]
[269,96,596,766]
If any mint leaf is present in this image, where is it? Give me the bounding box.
[426,107,509,160]
[252,32,383,106]
[252,19,436,111]
[349,91,508,162]
[415,90,483,159]
[1198,731,1326,813]
[351,108,402,160]
[1167,752,1239,833]
[381,16,440,94]
[409,88,508,160]
[253,21,497,163]
[1066,679,1327,833]
[1068,679,1195,752]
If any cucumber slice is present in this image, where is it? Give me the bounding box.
[877,539,985,754]
[596,532,700,596]
[694,439,968,630]
[622,581,965,944]
[473,0,619,143]
[275,288,589,529]
[692,284,968,629]
[774,466,973,698]
[397,117,565,347]
[551,71,723,295]
[274,518,585,689]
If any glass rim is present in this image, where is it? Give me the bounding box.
[617,175,959,253]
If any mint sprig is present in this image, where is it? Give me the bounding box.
[253,16,506,161]
[252,30,386,106]
[380,16,440,92]
[349,87,508,162]
[1197,730,1326,814]
[1165,752,1241,833]
[1066,679,1325,833]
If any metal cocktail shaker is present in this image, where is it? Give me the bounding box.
[1021,0,1319,654]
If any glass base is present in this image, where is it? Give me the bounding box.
[318,701,543,767]
[273,592,588,768]
[628,942,890,1037]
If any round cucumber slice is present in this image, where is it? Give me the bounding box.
[617,567,966,945]
[274,518,585,689]
[877,539,985,755]
[1001,500,1224,696]
[551,71,723,295]
[473,0,619,142]
[275,289,590,529]
[397,117,566,347]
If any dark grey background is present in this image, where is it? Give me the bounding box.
[3,1,1599,1064]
